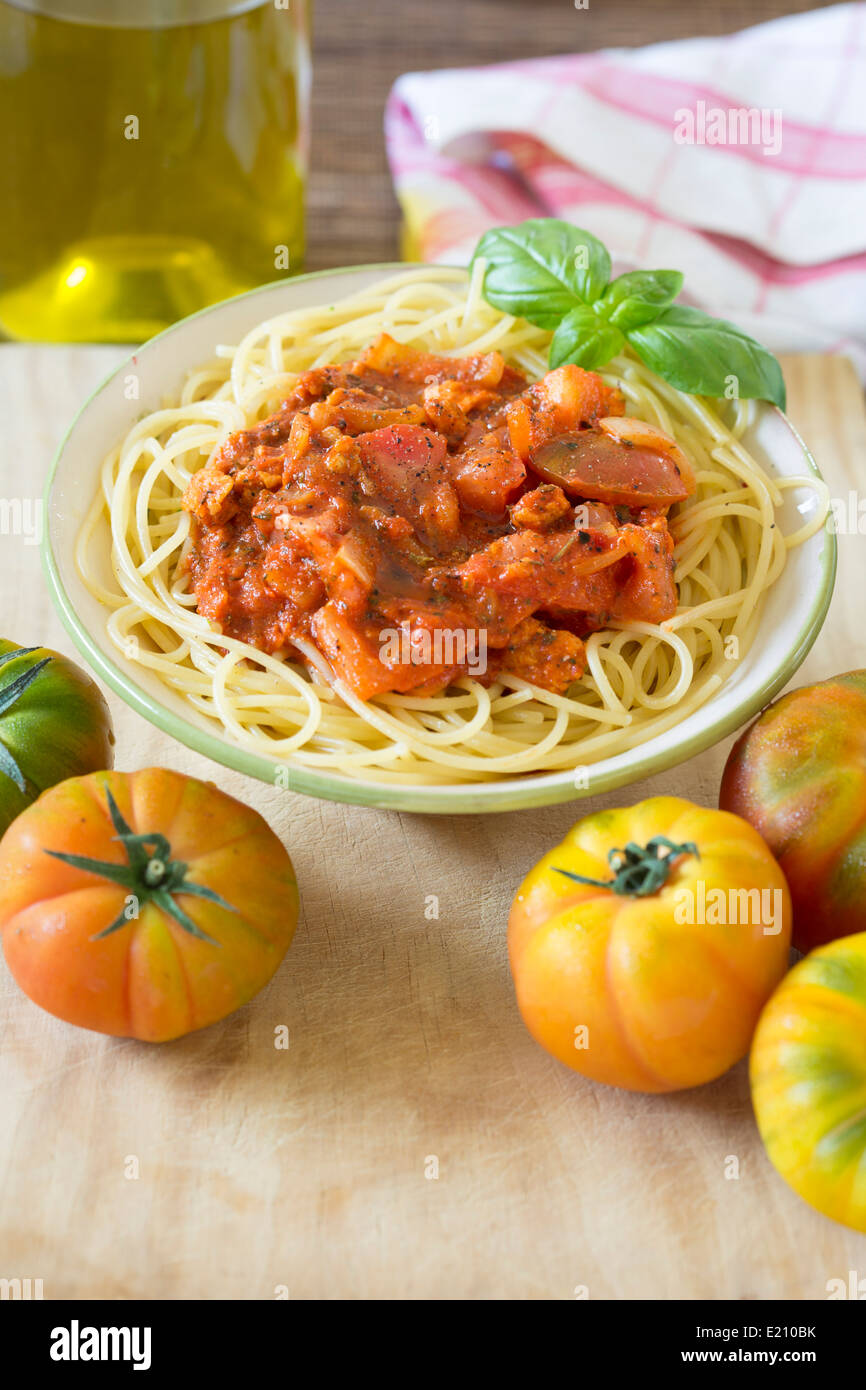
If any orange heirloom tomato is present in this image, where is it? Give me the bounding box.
[508,797,791,1093]
[0,768,299,1042]
[751,933,866,1232]
[720,671,866,954]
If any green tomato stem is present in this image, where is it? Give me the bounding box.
[45,787,235,944]
[554,835,700,898]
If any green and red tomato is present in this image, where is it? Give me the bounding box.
[0,638,115,835]
[721,670,866,953]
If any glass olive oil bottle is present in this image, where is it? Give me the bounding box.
[0,0,311,342]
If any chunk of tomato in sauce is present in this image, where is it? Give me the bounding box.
[356,424,460,551]
[530,426,693,509]
[450,427,526,519]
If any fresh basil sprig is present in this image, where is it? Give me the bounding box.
[471,219,786,410]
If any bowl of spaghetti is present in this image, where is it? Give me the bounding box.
[43,262,834,812]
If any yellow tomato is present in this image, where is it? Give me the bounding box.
[751,933,866,1232]
[508,797,791,1092]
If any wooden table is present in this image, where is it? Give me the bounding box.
[0,346,864,1300]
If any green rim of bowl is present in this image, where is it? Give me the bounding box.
[42,263,837,814]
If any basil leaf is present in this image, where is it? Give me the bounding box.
[549,306,625,371]
[567,227,611,307]
[600,269,684,330]
[472,219,611,329]
[627,305,787,410]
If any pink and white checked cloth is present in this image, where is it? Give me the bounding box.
[385,2,866,373]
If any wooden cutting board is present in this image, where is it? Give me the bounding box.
[0,348,864,1301]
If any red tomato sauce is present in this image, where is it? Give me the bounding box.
[182,335,692,699]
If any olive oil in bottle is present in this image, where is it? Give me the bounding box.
[0,0,311,342]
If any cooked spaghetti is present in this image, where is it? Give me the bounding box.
[77,266,827,785]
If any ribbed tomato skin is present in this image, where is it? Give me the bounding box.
[751,933,866,1233]
[720,671,866,953]
[0,768,298,1041]
[508,797,791,1093]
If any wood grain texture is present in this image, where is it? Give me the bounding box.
[0,344,864,1299]
[306,0,839,269]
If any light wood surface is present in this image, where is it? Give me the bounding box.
[0,347,864,1301]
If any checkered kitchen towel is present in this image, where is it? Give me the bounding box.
[385,2,866,373]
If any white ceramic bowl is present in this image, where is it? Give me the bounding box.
[43,265,836,814]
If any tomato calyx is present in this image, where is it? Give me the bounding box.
[45,787,235,944]
[0,648,52,792]
[555,835,700,898]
